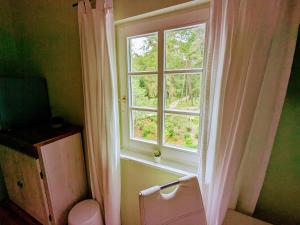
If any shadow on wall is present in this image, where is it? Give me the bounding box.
[0,167,7,201]
[0,28,42,201]
[0,28,42,76]
[0,29,20,75]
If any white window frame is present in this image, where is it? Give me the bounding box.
[116,5,209,170]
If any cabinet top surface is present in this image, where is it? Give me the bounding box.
[0,124,82,158]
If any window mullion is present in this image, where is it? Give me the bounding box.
[129,106,157,112]
[164,68,204,74]
[164,109,200,116]
[157,30,164,150]
[128,71,158,76]
[127,74,133,139]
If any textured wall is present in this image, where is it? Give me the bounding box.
[254,29,300,225]
[9,0,84,125]
[113,0,191,20]
[0,0,19,75]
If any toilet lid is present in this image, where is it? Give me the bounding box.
[69,200,101,224]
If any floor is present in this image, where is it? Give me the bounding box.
[0,200,41,225]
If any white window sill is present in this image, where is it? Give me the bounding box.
[120,149,198,176]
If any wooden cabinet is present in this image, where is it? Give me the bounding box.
[0,124,88,225]
[0,146,49,224]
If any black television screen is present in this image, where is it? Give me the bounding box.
[0,76,51,130]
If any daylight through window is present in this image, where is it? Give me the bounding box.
[127,24,206,151]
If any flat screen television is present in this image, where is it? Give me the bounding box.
[0,76,51,130]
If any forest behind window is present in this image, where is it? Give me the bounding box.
[128,24,206,150]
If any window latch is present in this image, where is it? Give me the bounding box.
[120,96,127,103]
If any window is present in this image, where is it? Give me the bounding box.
[117,6,209,169]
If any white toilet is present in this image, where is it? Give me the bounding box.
[68,199,102,225]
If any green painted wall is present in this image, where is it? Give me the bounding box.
[9,0,84,124]
[0,0,17,201]
[254,29,300,224]
[0,0,19,75]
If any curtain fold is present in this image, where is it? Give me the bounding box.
[199,0,300,224]
[77,0,121,225]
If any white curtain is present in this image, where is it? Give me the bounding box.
[199,0,300,225]
[77,0,120,225]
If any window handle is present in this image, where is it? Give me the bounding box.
[121,96,127,103]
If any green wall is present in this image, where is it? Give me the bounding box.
[9,0,84,124]
[0,0,17,201]
[254,29,300,224]
[0,0,19,75]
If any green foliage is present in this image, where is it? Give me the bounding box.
[184,134,193,146]
[131,75,157,107]
[133,112,199,149]
[130,34,158,72]
[164,114,199,149]
[130,25,206,149]
[133,112,157,141]
[154,150,161,157]
[165,25,205,70]
[166,74,202,111]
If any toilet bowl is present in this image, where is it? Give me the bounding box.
[68,199,102,225]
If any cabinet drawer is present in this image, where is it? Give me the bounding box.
[0,145,50,224]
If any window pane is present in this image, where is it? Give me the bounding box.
[165,73,202,112]
[131,75,157,108]
[165,24,206,70]
[132,110,157,142]
[129,34,158,72]
[164,113,199,150]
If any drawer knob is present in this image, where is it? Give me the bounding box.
[17,181,24,188]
